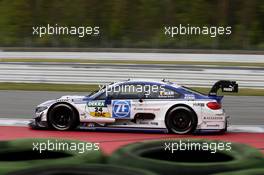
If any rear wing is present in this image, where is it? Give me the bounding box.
[209,80,238,96]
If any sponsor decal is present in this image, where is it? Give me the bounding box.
[139,121,149,125]
[138,121,159,125]
[86,101,110,118]
[159,91,174,98]
[90,112,111,117]
[150,122,159,125]
[223,87,233,92]
[82,123,95,128]
[206,124,220,128]
[204,116,224,120]
[57,99,71,102]
[134,107,160,111]
[193,103,205,107]
[223,85,235,92]
[112,100,131,118]
[90,110,111,118]
[88,107,111,118]
[87,100,105,107]
[184,94,195,100]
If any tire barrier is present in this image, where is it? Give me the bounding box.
[7,164,158,175]
[213,168,264,175]
[0,138,103,175]
[107,139,264,175]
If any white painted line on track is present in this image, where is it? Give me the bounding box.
[0,118,30,127]
[0,118,263,133]
[227,125,264,133]
[1,52,264,62]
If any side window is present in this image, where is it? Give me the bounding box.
[113,84,143,99]
[145,86,181,99]
[96,84,144,100]
[96,90,107,100]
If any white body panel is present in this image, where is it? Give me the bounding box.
[36,96,227,131]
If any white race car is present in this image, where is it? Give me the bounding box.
[30,79,238,134]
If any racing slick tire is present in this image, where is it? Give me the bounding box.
[165,106,197,134]
[0,138,103,175]
[107,139,264,175]
[8,164,158,175]
[47,103,79,131]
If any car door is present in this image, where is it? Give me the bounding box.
[110,83,145,119]
[89,83,144,119]
[136,83,182,121]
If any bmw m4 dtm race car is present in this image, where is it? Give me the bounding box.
[30,79,238,134]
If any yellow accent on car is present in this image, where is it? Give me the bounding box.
[90,112,111,118]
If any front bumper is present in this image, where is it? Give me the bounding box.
[29,116,48,129]
[28,119,39,129]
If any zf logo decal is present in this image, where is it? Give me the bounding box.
[112,100,131,118]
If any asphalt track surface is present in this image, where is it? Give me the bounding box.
[0,90,263,125]
[0,90,263,154]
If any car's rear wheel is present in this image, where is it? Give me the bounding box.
[48,103,78,131]
[165,106,197,134]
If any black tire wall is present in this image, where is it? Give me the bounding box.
[107,139,264,175]
[213,168,264,175]
[0,138,103,175]
[7,164,158,175]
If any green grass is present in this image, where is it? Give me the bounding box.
[0,82,263,96]
[1,58,264,67]
[0,83,98,92]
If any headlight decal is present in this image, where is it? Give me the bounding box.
[35,106,48,113]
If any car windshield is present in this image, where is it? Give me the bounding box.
[182,86,206,96]
[89,85,106,96]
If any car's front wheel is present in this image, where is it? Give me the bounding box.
[166,106,197,134]
[48,103,78,131]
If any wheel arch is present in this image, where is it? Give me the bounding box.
[47,102,80,123]
[165,103,198,129]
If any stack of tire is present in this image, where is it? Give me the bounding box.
[7,165,158,175]
[107,139,264,175]
[213,168,264,175]
[2,138,264,175]
[0,138,157,175]
[0,138,103,175]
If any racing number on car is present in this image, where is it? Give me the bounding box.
[94,107,104,117]
[87,100,111,118]
[92,107,111,117]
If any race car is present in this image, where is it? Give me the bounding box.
[29,79,238,134]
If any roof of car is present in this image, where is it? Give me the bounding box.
[113,79,181,88]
